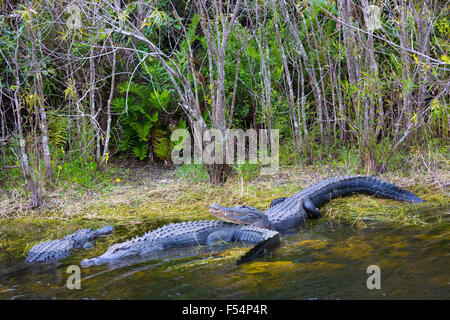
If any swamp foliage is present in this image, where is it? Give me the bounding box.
[0,0,448,208]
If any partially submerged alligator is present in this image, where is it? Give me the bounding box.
[80,175,424,267]
[26,225,114,263]
[210,176,425,233]
[80,221,279,266]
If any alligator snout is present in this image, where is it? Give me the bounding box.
[80,257,101,267]
[95,225,114,237]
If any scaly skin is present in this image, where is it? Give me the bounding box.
[210,176,425,233]
[80,220,279,267]
[26,225,114,263]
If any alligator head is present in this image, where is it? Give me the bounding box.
[80,240,142,267]
[209,204,270,229]
[26,225,114,263]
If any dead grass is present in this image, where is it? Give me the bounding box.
[1,164,448,224]
[1,164,449,220]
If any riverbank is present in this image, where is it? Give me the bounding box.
[0,163,448,262]
[2,162,449,216]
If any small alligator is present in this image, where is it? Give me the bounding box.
[209,176,425,233]
[80,220,279,266]
[26,225,114,263]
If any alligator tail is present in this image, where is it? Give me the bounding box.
[355,176,424,203]
[312,176,425,207]
[236,234,281,265]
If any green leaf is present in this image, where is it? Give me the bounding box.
[153,129,170,160]
[149,111,159,123]
[132,143,148,160]
[132,121,153,141]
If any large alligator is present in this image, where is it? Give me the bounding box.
[26,225,114,263]
[209,176,425,233]
[80,175,424,267]
[80,220,279,266]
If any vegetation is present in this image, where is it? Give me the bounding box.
[0,0,448,209]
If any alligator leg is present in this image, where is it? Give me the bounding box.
[206,230,235,246]
[270,197,287,208]
[236,234,280,264]
[303,196,321,219]
[205,227,281,264]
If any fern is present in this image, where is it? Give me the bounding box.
[111,80,174,161]
[47,111,68,149]
[132,143,148,160]
[153,129,171,160]
[149,91,169,111]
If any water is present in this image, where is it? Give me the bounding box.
[0,208,448,299]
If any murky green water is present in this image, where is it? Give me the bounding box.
[0,207,448,300]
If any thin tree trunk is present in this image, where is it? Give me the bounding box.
[308,5,330,141]
[89,36,101,165]
[361,0,382,172]
[336,30,346,141]
[394,0,413,139]
[272,2,298,156]
[0,28,40,206]
[412,1,432,117]
[338,0,360,86]
[195,0,243,183]
[99,40,117,171]
[29,18,54,183]
[228,44,244,128]
[14,92,40,207]
[298,57,311,160]
[279,0,324,142]
[0,83,6,167]
[12,43,40,206]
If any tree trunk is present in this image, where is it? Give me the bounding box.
[29,18,54,183]
[0,83,6,167]
[12,54,40,207]
[99,39,117,171]
[279,0,324,142]
[195,0,243,184]
[272,2,298,156]
[88,16,101,166]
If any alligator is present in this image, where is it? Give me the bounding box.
[209,176,425,233]
[26,225,114,263]
[71,176,425,267]
[80,220,279,267]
